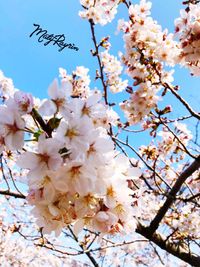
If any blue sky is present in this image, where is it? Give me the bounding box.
[0,0,188,93]
[0,0,199,146]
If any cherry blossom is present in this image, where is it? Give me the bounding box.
[118,0,179,124]
[17,136,64,181]
[0,66,140,237]
[0,71,15,100]
[175,2,200,75]
[39,78,72,116]
[100,50,128,93]
[59,66,91,98]
[79,0,119,26]
[0,106,25,150]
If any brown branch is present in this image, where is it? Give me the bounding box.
[148,155,200,234]
[68,226,99,267]
[31,108,52,137]
[0,190,26,199]
[36,243,82,256]
[89,19,108,105]
[0,164,10,191]
[185,192,200,202]
[4,157,24,195]
[121,0,131,9]
[86,239,148,253]
[163,83,200,121]
[150,242,165,265]
[112,136,172,190]
[158,118,196,159]
[136,222,200,267]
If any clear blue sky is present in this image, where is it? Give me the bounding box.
[0,0,199,145]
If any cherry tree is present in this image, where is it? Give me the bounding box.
[0,0,200,266]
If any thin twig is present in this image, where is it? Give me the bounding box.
[163,83,200,121]
[0,190,26,199]
[148,155,200,234]
[89,20,108,105]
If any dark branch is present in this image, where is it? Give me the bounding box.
[0,190,26,199]
[136,222,200,267]
[68,226,99,267]
[31,108,52,137]
[89,19,108,105]
[149,155,200,233]
[163,83,200,121]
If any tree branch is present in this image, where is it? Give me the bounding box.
[149,155,200,234]
[68,226,99,267]
[136,222,200,267]
[89,19,108,105]
[0,190,26,199]
[31,108,52,137]
[163,83,200,121]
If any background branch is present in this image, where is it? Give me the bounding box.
[136,222,200,267]
[0,190,26,199]
[148,155,200,233]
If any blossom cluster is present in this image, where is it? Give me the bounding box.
[120,83,160,124]
[140,122,193,163]
[166,202,200,241]
[59,66,91,98]
[0,229,82,267]
[0,71,15,101]
[79,0,119,26]
[0,69,141,237]
[159,168,200,242]
[118,0,179,124]
[157,122,193,159]
[175,3,200,76]
[139,121,193,195]
[100,50,128,93]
